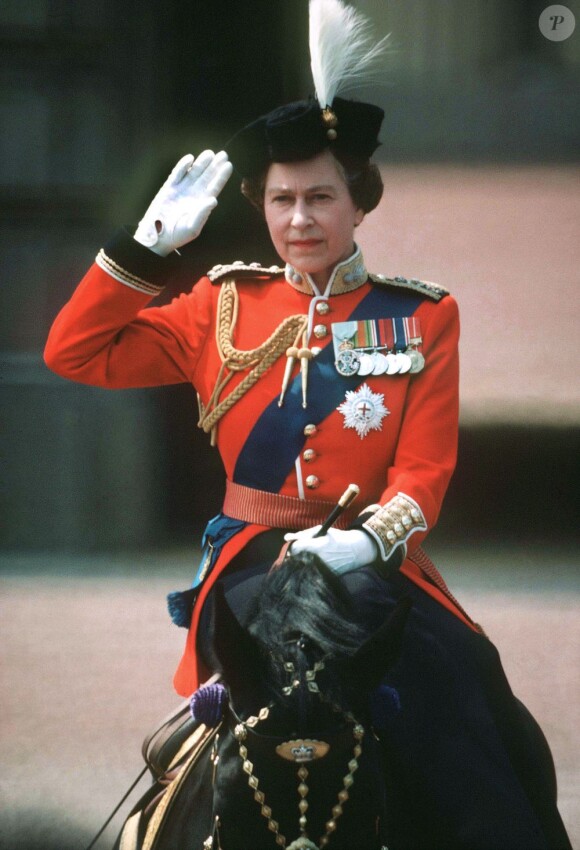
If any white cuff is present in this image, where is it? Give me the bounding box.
[362,492,427,562]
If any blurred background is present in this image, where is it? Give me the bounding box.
[1,0,579,847]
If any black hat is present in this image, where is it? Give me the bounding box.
[226,0,388,178]
[228,95,384,178]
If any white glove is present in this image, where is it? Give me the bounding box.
[134,150,233,256]
[284,526,378,575]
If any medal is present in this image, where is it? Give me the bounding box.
[332,321,358,375]
[337,382,389,439]
[394,352,412,373]
[332,316,424,377]
[335,348,360,376]
[371,351,388,375]
[405,320,425,373]
[407,348,425,373]
[403,319,424,374]
[357,352,375,376]
[392,318,416,375]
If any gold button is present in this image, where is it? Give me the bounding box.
[315,301,330,315]
[303,448,316,463]
[305,475,320,489]
[303,424,318,437]
[313,324,327,339]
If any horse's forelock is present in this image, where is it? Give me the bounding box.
[249,553,365,656]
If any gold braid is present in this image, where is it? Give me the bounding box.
[197,279,308,443]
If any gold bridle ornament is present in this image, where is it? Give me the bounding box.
[205,657,367,850]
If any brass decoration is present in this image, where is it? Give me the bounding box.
[321,107,338,128]
[234,694,365,849]
[321,107,339,140]
[275,739,331,763]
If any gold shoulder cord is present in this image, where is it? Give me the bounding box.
[197,279,308,445]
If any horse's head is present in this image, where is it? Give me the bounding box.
[205,554,410,850]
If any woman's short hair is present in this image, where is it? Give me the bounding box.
[241,151,384,215]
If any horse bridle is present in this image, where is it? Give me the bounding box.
[203,657,372,850]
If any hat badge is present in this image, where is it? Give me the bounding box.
[321,106,338,140]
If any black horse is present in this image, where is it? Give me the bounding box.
[120,553,411,850]
[116,550,571,850]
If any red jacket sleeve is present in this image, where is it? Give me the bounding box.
[44,233,214,389]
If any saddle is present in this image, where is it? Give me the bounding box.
[113,675,223,850]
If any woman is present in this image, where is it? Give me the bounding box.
[43,2,571,847]
[44,135,461,693]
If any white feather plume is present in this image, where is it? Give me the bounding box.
[309,0,390,108]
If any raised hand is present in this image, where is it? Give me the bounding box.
[134,150,233,256]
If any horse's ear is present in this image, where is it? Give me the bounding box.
[211,583,264,702]
[348,596,412,691]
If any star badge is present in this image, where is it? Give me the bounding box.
[337,383,389,439]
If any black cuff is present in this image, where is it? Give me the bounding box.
[103,228,183,289]
[370,545,404,579]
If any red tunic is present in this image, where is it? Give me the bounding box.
[45,232,472,695]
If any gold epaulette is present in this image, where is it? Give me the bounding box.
[369,273,449,302]
[207,261,284,283]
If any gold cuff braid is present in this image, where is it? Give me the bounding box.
[95,249,164,296]
[362,492,427,561]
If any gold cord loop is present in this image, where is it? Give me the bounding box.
[197,279,308,442]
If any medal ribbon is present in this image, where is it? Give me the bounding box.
[378,318,394,351]
[352,319,378,348]
[392,316,410,352]
[340,318,421,353]
[404,316,422,345]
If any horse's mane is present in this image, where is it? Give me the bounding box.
[246,552,367,663]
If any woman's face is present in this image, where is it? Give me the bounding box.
[263,150,365,290]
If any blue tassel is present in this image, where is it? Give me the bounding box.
[167,588,198,628]
[370,683,401,731]
[166,515,248,628]
[190,682,228,726]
